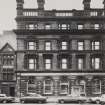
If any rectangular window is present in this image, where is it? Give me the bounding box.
[92,41,100,50]
[44,79,53,94]
[90,12,97,16]
[3,55,14,66]
[29,59,36,70]
[61,58,67,69]
[28,42,37,50]
[78,58,84,70]
[78,41,84,50]
[45,42,51,51]
[2,69,14,80]
[78,25,83,30]
[61,42,68,50]
[45,59,51,70]
[92,58,100,69]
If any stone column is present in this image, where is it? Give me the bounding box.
[38,53,43,71]
[101,77,105,94]
[16,75,21,97]
[86,76,93,96]
[53,77,60,96]
[86,54,90,70]
[53,54,57,70]
[72,54,76,70]
[36,76,44,95]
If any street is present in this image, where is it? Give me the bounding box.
[0,103,100,105]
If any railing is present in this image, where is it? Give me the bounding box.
[22,9,105,17]
[23,9,38,16]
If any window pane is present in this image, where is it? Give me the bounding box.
[45,25,51,29]
[45,42,51,50]
[92,41,100,50]
[62,42,67,50]
[92,58,100,69]
[28,42,36,50]
[45,59,51,69]
[29,59,34,63]
[78,25,83,30]
[46,59,51,63]
[78,58,83,70]
[62,59,67,69]
[45,64,51,69]
[94,24,99,29]
[29,64,34,69]
[78,42,84,50]
[62,24,67,30]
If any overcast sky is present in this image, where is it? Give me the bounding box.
[0,0,104,34]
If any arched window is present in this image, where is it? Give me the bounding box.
[44,79,53,94]
[92,79,101,94]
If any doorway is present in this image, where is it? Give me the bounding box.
[10,87,15,97]
[71,86,80,96]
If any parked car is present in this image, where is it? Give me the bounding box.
[20,93,47,103]
[58,94,89,104]
[0,94,15,103]
[89,94,105,104]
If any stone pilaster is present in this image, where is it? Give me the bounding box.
[101,77,105,94]
[16,75,21,97]
[38,53,43,71]
[72,54,76,70]
[53,54,57,70]
[86,54,90,70]
[53,77,60,96]
[86,76,93,96]
[71,40,77,50]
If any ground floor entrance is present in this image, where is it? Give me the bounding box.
[0,82,16,96]
[71,86,81,96]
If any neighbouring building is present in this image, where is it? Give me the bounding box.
[14,0,105,97]
[0,31,17,96]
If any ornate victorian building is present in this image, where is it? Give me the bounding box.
[14,0,105,97]
[0,31,17,96]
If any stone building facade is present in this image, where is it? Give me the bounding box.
[14,0,105,97]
